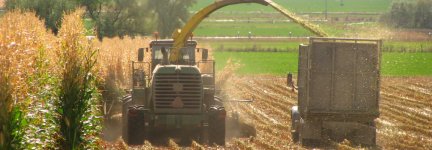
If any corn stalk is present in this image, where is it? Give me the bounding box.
[56,9,101,150]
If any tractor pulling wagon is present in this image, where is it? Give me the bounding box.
[291,38,382,146]
[122,40,226,145]
[118,0,373,147]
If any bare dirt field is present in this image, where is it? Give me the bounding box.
[220,75,432,149]
[103,75,432,149]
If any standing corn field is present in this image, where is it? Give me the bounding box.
[0,11,60,149]
[0,9,103,149]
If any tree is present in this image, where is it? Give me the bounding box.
[81,0,154,40]
[6,0,198,39]
[414,0,432,28]
[390,2,415,28]
[6,0,78,34]
[381,0,432,29]
[148,0,197,38]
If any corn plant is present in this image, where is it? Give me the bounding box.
[56,9,101,149]
[0,10,60,149]
[14,47,61,149]
[0,75,12,150]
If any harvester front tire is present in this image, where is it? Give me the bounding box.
[208,106,226,146]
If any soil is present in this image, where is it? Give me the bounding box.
[103,75,432,149]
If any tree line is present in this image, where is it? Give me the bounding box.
[380,0,432,29]
[5,0,196,39]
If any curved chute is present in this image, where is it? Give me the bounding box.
[169,0,328,63]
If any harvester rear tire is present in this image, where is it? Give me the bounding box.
[126,106,146,145]
[292,131,299,143]
[122,95,132,143]
[300,138,320,147]
[208,106,226,146]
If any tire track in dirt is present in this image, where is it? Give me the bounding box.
[378,77,432,149]
[379,105,432,138]
[235,78,296,106]
[234,78,296,110]
[384,85,432,103]
[222,76,302,149]
[231,80,293,126]
[381,98,431,125]
[381,91,431,108]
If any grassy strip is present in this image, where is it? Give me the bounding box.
[201,40,303,52]
[381,52,432,76]
[214,52,298,75]
[195,22,314,37]
[194,21,395,39]
[191,0,392,13]
[214,51,432,76]
[384,41,432,52]
[203,40,432,53]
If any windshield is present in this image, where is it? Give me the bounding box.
[152,47,193,61]
[153,47,170,60]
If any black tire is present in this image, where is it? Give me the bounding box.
[300,138,320,147]
[208,105,226,146]
[292,131,299,143]
[368,121,377,146]
[122,96,132,143]
[291,106,300,143]
[125,106,146,145]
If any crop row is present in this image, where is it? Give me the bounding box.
[0,10,105,149]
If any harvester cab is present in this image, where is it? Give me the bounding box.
[131,40,203,90]
[150,40,198,68]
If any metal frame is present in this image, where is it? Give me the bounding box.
[197,60,216,92]
[132,61,152,89]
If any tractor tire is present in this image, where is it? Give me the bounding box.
[291,128,300,143]
[300,138,320,147]
[208,105,226,146]
[291,106,300,143]
[125,106,146,145]
[122,95,132,143]
[367,121,377,146]
[371,122,377,146]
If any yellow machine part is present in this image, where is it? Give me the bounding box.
[169,0,329,63]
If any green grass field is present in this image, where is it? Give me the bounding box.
[191,0,392,13]
[214,52,432,76]
[214,52,299,75]
[384,41,432,52]
[202,39,432,53]
[194,20,383,37]
[195,21,316,37]
[203,40,302,51]
[381,53,432,76]
[190,0,393,38]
